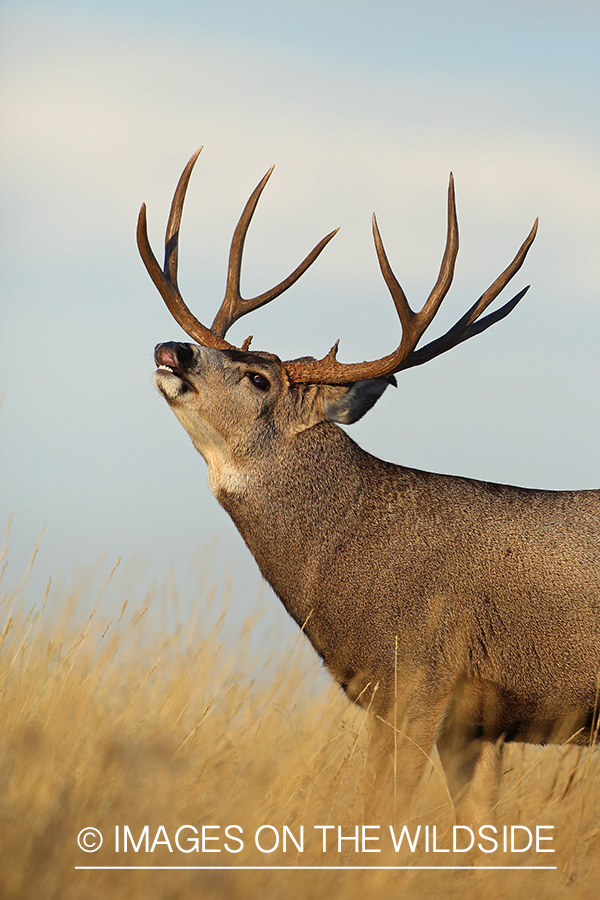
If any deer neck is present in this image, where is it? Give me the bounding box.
[211,422,367,627]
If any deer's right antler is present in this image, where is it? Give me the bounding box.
[137,149,233,351]
[139,150,538,384]
[137,147,338,353]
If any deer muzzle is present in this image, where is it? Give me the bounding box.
[154,341,197,400]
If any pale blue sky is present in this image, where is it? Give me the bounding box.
[1,0,599,624]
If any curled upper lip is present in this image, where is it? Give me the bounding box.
[154,342,199,392]
[155,343,178,371]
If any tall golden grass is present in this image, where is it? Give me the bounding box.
[1,534,599,899]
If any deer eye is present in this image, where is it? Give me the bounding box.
[248,372,270,391]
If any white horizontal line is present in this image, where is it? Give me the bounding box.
[75,865,557,871]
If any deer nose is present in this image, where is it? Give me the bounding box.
[154,341,195,369]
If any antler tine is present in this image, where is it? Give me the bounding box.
[137,150,234,350]
[211,169,339,338]
[419,173,460,328]
[370,174,459,354]
[164,146,203,290]
[371,213,415,339]
[402,218,538,370]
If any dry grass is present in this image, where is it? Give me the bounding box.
[1,537,599,900]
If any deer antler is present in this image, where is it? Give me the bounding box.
[285,177,538,383]
[137,148,234,351]
[211,168,339,340]
[137,148,338,352]
[140,151,538,385]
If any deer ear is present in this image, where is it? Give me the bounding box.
[322,376,396,425]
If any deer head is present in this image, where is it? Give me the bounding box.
[138,149,537,490]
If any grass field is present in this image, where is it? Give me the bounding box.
[1,536,599,900]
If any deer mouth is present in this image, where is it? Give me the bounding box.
[154,342,197,397]
[156,362,179,377]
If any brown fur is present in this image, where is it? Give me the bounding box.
[153,340,600,822]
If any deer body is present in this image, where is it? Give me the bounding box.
[140,149,599,822]
[221,422,600,744]
[154,340,600,821]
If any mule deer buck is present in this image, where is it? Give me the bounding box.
[139,148,600,824]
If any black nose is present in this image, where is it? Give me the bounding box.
[154,341,195,369]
